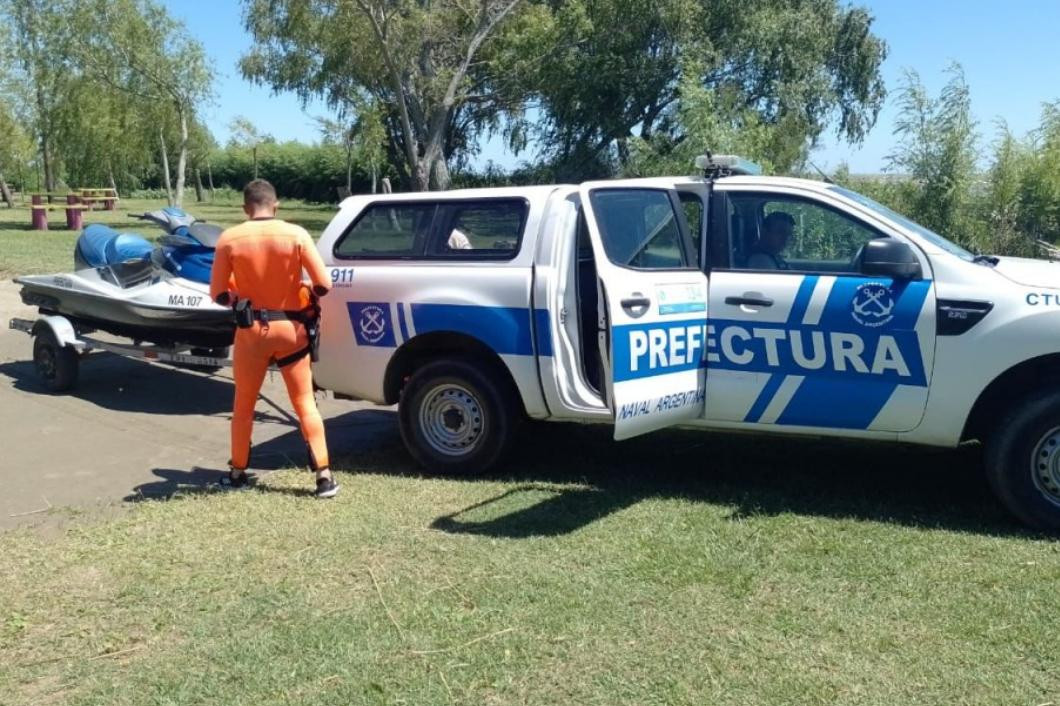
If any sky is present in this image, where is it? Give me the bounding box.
[164,0,1060,174]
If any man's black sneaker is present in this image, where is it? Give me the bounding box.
[220,469,250,491]
[315,477,340,499]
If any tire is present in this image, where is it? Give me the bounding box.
[32,328,79,392]
[398,358,521,475]
[985,389,1060,531]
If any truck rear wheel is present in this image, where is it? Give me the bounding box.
[398,358,519,475]
[985,390,1060,531]
[33,328,79,392]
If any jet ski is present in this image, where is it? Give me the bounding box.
[15,207,235,349]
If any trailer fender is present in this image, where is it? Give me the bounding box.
[31,315,80,348]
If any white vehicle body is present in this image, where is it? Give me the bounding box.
[311,171,1060,528]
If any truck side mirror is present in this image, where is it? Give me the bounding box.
[860,237,922,280]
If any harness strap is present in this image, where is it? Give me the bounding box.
[274,345,312,368]
[254,308,310,323]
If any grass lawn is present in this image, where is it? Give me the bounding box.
[1,193,1058,704]
[0,196,337,278]
[1,424,1058,705]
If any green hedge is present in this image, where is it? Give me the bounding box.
[203,141,395,203]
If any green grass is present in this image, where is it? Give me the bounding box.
[1,425,1058,705]
[0,196,337,278]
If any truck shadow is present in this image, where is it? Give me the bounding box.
[322,414,1035,539]
[116,404,1039,538]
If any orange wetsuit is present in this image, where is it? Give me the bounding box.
[209,218,331,471]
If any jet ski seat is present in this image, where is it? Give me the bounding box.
[75,224,155,269]
[75,224,157,288]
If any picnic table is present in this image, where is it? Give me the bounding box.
[77,187,119,211]
[28,193,88,231]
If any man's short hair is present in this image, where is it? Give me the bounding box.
[763,211,795,231]
[243,179,277,208]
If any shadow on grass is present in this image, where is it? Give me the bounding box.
[333,414,1037,540]
[126,408,399,501]
[112,403,1044,538]
[126,466,319,500]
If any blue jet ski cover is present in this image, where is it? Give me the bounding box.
[76,224,154,267]
[75,219,217,284]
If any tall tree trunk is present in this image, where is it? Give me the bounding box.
[206,159,215,196]
[41,133,55,193]
[0,172,13,208]
[108,167,119,198]
[174,107,188,207]
[252,145,258,179]
[430,155,451,191]
[371,164,377,194]
[345,140,353,192]
[159,127,174,205]
[194,168,205,202]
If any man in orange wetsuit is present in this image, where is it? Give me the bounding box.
[209,180,338,498]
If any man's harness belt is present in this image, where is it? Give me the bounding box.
[233,299,321,367]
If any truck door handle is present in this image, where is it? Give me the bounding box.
[725,295,774,307]
[620,295,651,318]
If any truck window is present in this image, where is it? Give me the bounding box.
[678,192,704,260]
[428,199,528,258]
[727,193,883,273]
[333,202,437,259]
[588,189,692,269]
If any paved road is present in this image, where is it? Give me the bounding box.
[0,280,398,530]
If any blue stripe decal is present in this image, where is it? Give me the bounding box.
[397,302,411,342]
[744,275,818,419]
[410,303,549,357]
[776,377,897,429]
[771,277,931,429]
[744,374,785,423]
[788,275,819,325]
[533,308,553,357]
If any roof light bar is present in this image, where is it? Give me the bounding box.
[694,153,763,177]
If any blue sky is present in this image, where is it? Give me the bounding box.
[166,0,1060,173]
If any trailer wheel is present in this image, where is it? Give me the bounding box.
[985,389,1060,532]
[33,328,79,392]
[399,358,520,475]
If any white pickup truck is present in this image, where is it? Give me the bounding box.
[311,156,1060,529]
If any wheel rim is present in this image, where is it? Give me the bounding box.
[418,383,485,457]
[1030,427,1060,507]
[36,344,57,381]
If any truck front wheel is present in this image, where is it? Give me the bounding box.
[398,358,519,475]
[985,390,1060,531]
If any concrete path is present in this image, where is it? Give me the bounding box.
[0,280,398,530]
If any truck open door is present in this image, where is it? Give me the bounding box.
[579,182,710,440]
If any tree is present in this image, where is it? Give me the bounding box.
[1019,103,1060,246]
[887,64,979,248]
[227,116,271,180]
[0,0,79,192]
[0,98,34,205]
[522,0,887,179]
[241,0,527,191]
[985,122,1034,256]
[317,97,388,194]
[77,0,214,206]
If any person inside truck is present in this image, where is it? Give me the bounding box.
[746,210,795,270]
[447,227,473,250]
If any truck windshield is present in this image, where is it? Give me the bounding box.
[829,185,974,262]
